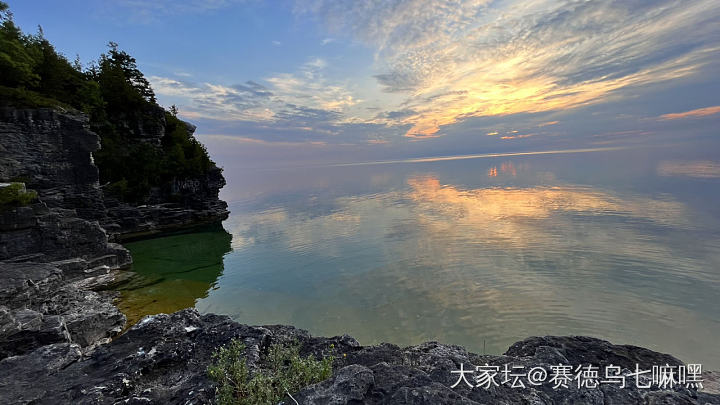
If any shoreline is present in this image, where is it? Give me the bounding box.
[1,107,718,404]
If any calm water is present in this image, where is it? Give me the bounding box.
[119,145,720,367]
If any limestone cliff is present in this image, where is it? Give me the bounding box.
[97,110,229,240]
[0,105,229,362]
[0,107,133,359]
[0,108,106,220]
[0,106,229,240]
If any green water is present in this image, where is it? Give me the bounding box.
[118,224,231,326]
[117,146,720,367]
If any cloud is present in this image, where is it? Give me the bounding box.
[147,0,719,150]
[149,76,276,121]
[204,134,328,147]
[658,105,720,120]
[501,134,535,140]
[264,58,360,113]
[298,0,720,138]
[150,56,361,135]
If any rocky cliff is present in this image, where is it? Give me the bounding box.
[0,106,228,361]
[0,106,228,241]
[96,106,229,240]
[0,108,107,220]
[0,107,133,360]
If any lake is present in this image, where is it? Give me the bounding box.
[118,143,720,368]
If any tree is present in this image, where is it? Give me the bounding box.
[95,42,155,110]
[0,5,40,88]
[0,1,10,21]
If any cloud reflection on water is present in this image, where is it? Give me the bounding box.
[209,166,719,366]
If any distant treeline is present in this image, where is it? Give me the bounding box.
[0,2,215,203]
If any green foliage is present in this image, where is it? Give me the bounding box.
[32,36,100,112]
[0,182,37,210]
[105,179,129,200]
[0,8,100,111]
[163,113,212,177]
[93,42,155,117]
[208,340,334,405]
[0,2,217,203]
[0,19,40,88]
[0,85,71,109]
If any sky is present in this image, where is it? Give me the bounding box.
[8,0,720,167]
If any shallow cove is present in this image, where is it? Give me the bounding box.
[116,146,720,368]
[116,223,232,327]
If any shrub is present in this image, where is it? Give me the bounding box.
[208,340,333,405]
[0,182,37,210]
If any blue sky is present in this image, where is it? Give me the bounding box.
[7,0,720,167]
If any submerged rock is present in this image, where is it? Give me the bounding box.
[0,309,716,404]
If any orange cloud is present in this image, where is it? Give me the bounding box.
[501,134,535,140]
[658,105,720,120]
[538,120,559,127]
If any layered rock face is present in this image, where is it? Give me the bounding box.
[1,108,133,360]
[0,108,106,219]
[1,309,717,404]
[98,109,229,240]
[101,167,228,241]
[0,106,229,241]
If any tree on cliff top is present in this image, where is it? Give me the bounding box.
[1,4,99,111]
[0,2,40,89]
[94,42,155,113]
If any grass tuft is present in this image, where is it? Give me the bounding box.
[208,339,333,405]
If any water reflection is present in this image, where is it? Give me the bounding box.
[116,224,232,326]
[488,161,526,177]
[657,160,720,178]
[407,176,688,230]
[122,151,720,368]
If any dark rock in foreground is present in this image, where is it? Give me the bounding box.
[1,309,717,404]
[0,260,128,360]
